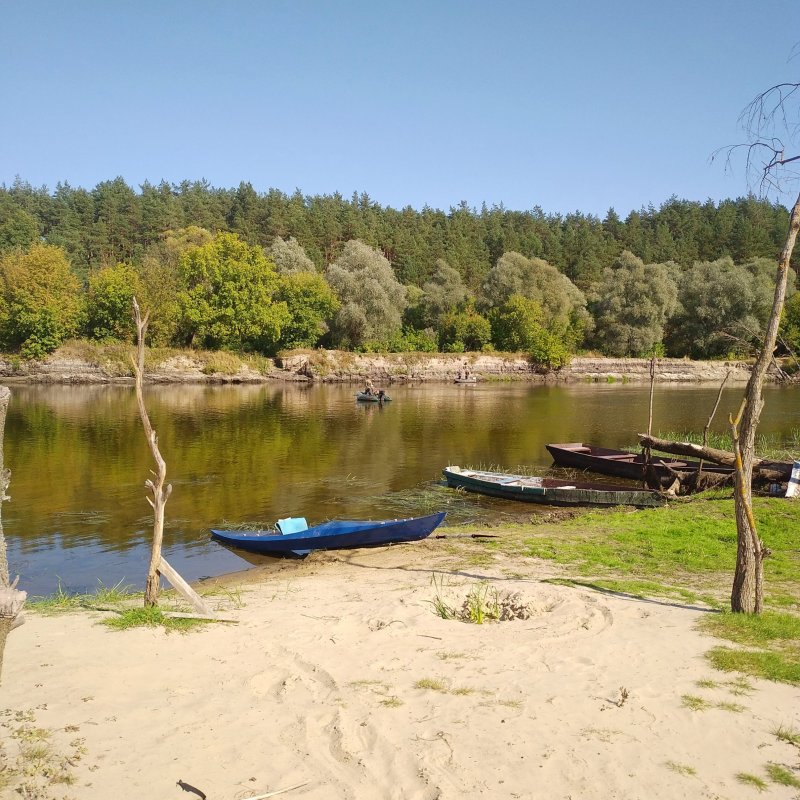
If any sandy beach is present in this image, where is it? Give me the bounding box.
[2,540,799,800]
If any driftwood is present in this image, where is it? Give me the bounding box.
[157,557,212,616]
[637,434,791,481]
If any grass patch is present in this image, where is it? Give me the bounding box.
[29,579,138,614]
[705,647,800,685]
[765,763,800,788]
[699,611,800,685]
[102,607,209,632]
[414,678,449,693]
[773,724,800,747]
[681,694,712,711]
[665,761,696,777]
[379,696,403,708]
[736,772,769,792]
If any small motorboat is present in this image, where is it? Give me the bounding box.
[442,466,665,508]
[211,511,446,557]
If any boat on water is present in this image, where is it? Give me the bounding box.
[211,511,445,557]
[453,377,477,384]
[355,391,391,402]
[442,466,665,508]
[545,442,734,484]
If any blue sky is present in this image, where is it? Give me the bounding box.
[1,0,798,216]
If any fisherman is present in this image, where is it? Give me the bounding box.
[363,377,375,396]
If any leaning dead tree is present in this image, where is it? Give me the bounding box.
[710,74,800,613]
[132,299,212,615]
[0,386,26,682]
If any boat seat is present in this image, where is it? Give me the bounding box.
[277,517,309,535]
[604,454,637,460]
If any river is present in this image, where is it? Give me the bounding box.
[4,381,799,595]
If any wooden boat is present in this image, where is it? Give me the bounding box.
[453,377,477,384]
[211,511,445,557]
[355,391,391,402]
[545,442,734,483]
[442,466,665,508]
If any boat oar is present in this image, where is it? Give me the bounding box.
[432,533,499,539]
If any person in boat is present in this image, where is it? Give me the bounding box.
[363,377,375,396]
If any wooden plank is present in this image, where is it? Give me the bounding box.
[157,557,213,615]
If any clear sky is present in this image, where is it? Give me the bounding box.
[1,0,798,217]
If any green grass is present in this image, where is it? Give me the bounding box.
[698,611,800,685]
[29,579,138,614]
[522,496,800,597]
[665,761,696,777]
[414,678,448,693]
[765,763,800,788]
[101,607,209,632]
[736,773,768,792]
[773,724,800,747]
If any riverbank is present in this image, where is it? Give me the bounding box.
[0,342,768,384]
[3,526,799,800]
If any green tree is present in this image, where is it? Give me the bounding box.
[176,232,290,353]
[137,226,213,346]
[0,196,39,252]
[0,244,83,358]
[588,251,678,357]
[85,262,142,341]
[490,294,570,367]
[275,270,339,349]
[267,236,317,274]
[666,256,791,358]
[439,305,492,352]
[417,258,469,327]
[483,251,589,347]
[325,240,406,349]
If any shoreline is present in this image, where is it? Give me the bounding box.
[0,348,770,385]
[3,541,799,800]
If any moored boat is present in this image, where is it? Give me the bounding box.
[545,442,733,483]
[442,466,665,508]
[211,511,445,557]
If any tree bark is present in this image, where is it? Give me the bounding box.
[0,386,26,682]
[132,300,173,607]
[730,191,800,613]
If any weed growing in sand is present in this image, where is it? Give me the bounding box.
[665,761,697,777]
[765,763,800,788]
[736,772,768,792]
[681,695,712,711]
[725,676,755,696]
[102,607,208,632]
[29,579,138,615]
[715,701,746,713]
[380,696,404,708]
[415,678,449,693]
[0,708,84,796]
[436,651,468,661]
[429,575,531,624]
[695,678,718,689]
[773,724,800,747]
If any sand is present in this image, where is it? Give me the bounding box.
[1,542,799,800]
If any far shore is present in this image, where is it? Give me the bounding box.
[0,345,774,386]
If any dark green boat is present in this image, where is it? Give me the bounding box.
[442,466,666,508]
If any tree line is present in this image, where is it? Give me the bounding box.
[0,177,798,364]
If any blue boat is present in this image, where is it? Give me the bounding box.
[211,511,446,557]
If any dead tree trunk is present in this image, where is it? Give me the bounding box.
[730,191,800,613]
[637,433,790,481]
[131,299,173,607]
[0,386,26,682]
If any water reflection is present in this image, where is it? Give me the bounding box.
[4,381,799,594]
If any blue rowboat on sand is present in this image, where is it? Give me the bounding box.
[211,511,446,557]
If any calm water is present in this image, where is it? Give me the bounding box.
[4,381,799,595]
